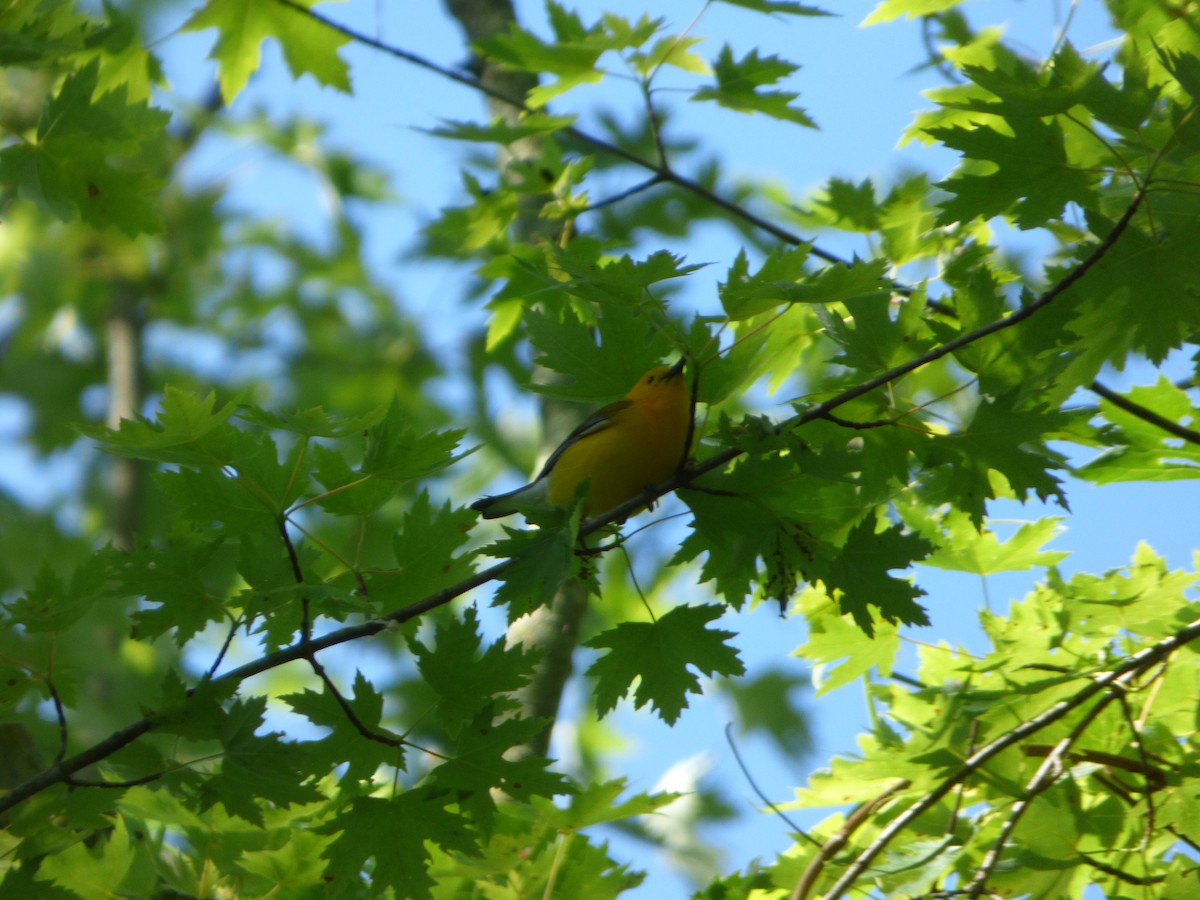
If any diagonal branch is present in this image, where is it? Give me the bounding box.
[816,614,1200,899]
[581,187,1147,534]
[1089,379,1200,446]
[791,778,912,900]
[0,187,1149,818]
[273,0,851,266]
[962,690,1116,895]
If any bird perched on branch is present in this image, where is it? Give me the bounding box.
[472,357,691,519]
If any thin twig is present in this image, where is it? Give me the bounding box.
[791,779,912,900]
[66,770,166,789]
[583,174,667,212]
[306,653,407,750]
[1075,853,1166,886]
[204,615,241,680]
[815,613,1200,899]
[272,0,853,267]
[724,723,821,850]
[1089,379,1200,446]
[48,680,68,767]
[963,690,1115,895]
[281,498,406,751]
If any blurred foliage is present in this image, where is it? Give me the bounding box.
[1,0,1200,896]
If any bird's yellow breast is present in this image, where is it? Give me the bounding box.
[547,373,690,516]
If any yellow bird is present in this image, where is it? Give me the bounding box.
[472,358,691,519]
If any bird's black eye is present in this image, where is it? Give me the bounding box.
[647,375,656,383]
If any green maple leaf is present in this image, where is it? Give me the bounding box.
[797,593,900,694]
[719,667,812,749]
[86,388,243,466]
[1057,216,1200,373]
[672,483,767,607]
[693,46,816,126]
[922,394,1069,526]
[409,606,540,730]
[486,505,583,620]
[863,0,965,25]
[40,816,136,898]
[8,551,115,634]
[114,530,229,644]
[719,247,810,320]
[362,396,470,481]
[236,830,333,895]
[199,698,321,825]
[628,33,710,78]
[920,512,1070,575]
[0,2,92,68]
[185,0,350,103]
[429,112,578,144]
[310,442,398,516]
[0,61,168,234]
[321,792,476,900]
[946,45,1112,118]
[717,0,831,16]
[1056,542,1197,636]
[475,6,609,106]
[551,777,681,829]
[821,293,933,373]
[364,493,477,607]
[809,519,931,635]
[940,244,1044,397]
[585,604,745,724]
[541,244,705,311]
[146,426,306,527]
[235,403,384,438]
[153,670,233,741]
[283,672,404,782]
[812,177,882,232]
[928,115,1094,227]
[674,438,869,611]
[1078,378,1200,483]
[525,301,678,404]
[427,708,572,831]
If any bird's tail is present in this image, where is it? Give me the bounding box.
[470,478,548,519]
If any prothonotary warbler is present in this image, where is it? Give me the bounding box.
[472,357,691,519]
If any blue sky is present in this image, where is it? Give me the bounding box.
[9,1,1196,894]
[146,0,1200,892]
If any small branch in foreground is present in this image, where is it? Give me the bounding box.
[791,779,912,900]
[205,615,241,680]
[48,680,68,767]
[962,690,1115,896]
[583,174,666,212]
[1076,853,1166,886]
[816,613,1200,899]
[306,654,408,752]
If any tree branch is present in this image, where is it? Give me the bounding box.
[791,779,912,900]
[962,689,1115,895]
[817,613,1200,899]
[0,185,1150,817]
[273,0,851,266]
[582,187,1148,534]
[1089,379,1200,446]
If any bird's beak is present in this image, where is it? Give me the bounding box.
[667,356,687,378]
